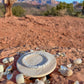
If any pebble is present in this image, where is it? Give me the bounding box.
[59,66,73,76]
[56,52,66,57]
[5,65,12,72]
[0,72,3,79]
[41,76,47,82]
[58,52,61,56]
[67,64,72,68]
[16,74,24,84]
[8,57,14,62]
[60,65,68,70]
[56,54,60,58]
[30,50,34,52]
[45,80,50,84]
[36,47,40,50]
[34,79,44,84]
[0,65,4,72]
[35,79,39,83]
[64,69,73,76]
[61,53,66,57]
[4,65,12,75]
[74,58,82,64]
[4,71,10,75]
[2,58,9,63]
[74,81,79,84]
[7,73,13,80]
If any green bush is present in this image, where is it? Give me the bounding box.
[56,2,67,10]
[0,5,5,13]
[0,5,5,17]
[44,10,51,16]
[82,1,84,6]
[12,6,25,17]
[43,2,74,16]
[75,11,82,17]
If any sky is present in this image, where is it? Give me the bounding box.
[56,0,84,3]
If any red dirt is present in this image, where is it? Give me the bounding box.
[0,15,84,84]
[0,15,84,50]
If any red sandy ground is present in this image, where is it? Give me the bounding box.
[0,15,84,50]
[0,15,84,84]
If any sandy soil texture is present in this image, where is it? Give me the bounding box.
[0,15,84,50]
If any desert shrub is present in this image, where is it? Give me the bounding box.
[12,6,25,17]
[58,9,68,16]
[0,4,5,17]
[66,3,74,15]
[44,2,74,16]
[75,11,82,17]
[44,10,51,16]
[50,7,57,16]
[80,15,84,18]
[82,6,84,15]
[82,1,84,6]
[0,5,5,13]
[56,2,67,10]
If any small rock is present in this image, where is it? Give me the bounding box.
[30,50,34,52]
[16,74,24,84]
[65,69,73,76]
[35,79,39,83]
[36,47,40,50]
[4,71,10,75]
[74,81,79,84]
[45,80,50,84]
[60,65,68,70]
[2,58,9,63]
[30,83,33,84]
[4,65,12,75]
[0,65,4,72]
[59,66,73,76]
[8,57,14,62]
[7,73,13,80]
[0,72,3,79]
[67,64,72,68]
[34,79,44,84]
[58,52,61,56]
[61,53,66,57]
[74,58,82,64]
[56,52,66,57]
[56,53,61,57]
[5,65,12,72]
[41,76,47,82]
